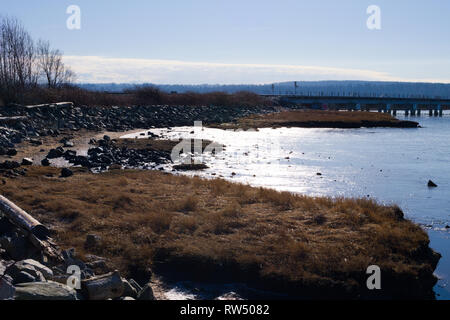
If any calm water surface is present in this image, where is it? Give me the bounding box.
[125,113,450,299]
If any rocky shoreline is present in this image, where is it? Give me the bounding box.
[0,102,442,300]
[0,208,154,300]
[0,103,279,154]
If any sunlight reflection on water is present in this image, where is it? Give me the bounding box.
[122,114,450,299]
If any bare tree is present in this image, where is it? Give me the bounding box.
[0,16,38,102]
[0,16,76,104]
[36,40,75,88]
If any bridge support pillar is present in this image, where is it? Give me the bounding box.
[429,109,433,116]
[417,109,421,116]
[393,109,397,116]
[405,109,409,116]
[385,104,391,114]
[434,109,438,116]
[439,109,443,117]
[411,104,417,116]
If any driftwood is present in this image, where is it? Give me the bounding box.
[0,117,27,125]
[0,195,63,264]
[0,195,49,239]
[25,102,73,110]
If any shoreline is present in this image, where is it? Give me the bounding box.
[0,104,442,299]
[210,110,419,130]
[0,166,441,299]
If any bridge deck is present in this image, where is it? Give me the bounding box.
[265,95,450,110]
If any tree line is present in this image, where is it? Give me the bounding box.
[0,16,75,105]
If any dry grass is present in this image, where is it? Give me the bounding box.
[0,166,437,297]
[212,110,418,129]
[18,86,272,107]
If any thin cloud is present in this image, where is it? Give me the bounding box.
[63,56,450,84]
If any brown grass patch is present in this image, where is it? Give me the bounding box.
[0,166,437,298]
[212,110,418,130]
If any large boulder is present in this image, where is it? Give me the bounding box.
[81,271,124,300]
[14,281,78,300]
[6,260,46,284]
[137,283,155,300]
[47,148,64,159]
[20,259,54,279]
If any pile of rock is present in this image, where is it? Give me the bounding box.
[40,136,172,172]
[0,102,280,152]
[0,160,27,178]
[0,211,155,300]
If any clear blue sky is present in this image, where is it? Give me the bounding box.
[2,0,450,83]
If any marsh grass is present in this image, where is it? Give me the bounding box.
[0,166,436,297]
[212,110,415,130]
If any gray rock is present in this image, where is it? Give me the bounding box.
[14,281,78,300]
[0,260,6,274]
[6,261,46,284]
[122,279,138,298]
[82,271,124,300]
[428,180,438,187]
[60,168,73,178]
[0,276,15,300]
[21,158,33,166]
[128,278,142,293]
[84,234,101,249]
[41,158,50,166]
[6,149,17,156]
[0,161,20,170]
[0,234,28,260]
[86,260,107,270]
[62,248,87,271]
[21,259,54,278]
[47,148,64,159]
[122,296,135,300]
[64,141,74,148]
[14,271,37,283]
[137,283,155,300]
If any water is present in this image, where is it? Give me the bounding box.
[124,113,450,299]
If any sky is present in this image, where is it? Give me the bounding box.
[2,0,450,84]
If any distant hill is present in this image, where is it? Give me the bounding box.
[77,81,450,99]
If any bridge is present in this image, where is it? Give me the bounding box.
[265,95,450,116]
